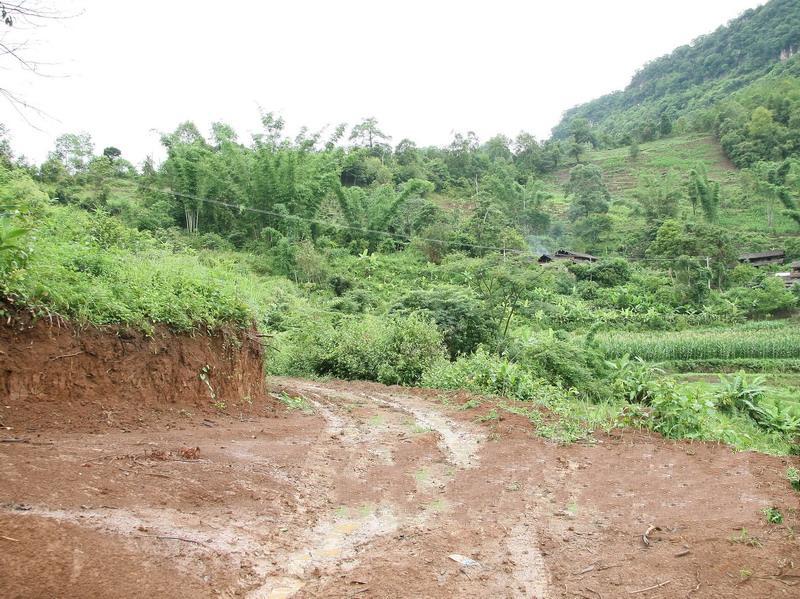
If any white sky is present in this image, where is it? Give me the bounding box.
[2,0,765,165]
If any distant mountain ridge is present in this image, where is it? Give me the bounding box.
[552,0,800,144]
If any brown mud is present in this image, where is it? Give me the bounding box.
[1,328,799,598]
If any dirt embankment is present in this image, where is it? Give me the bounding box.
[0,315,271,432]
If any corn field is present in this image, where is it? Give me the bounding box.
[600,328,800,361]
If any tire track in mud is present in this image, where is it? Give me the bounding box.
[272,379,552,599]
[7,377,800,598]
[286,381,484,470]
[246,385,418,598]
[249,379,490,598]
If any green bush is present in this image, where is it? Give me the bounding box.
[391,286,492,357]
[648,383,713,439]
[2,204,265,331]
[788,467,800,492]
[329,288,376,314]
[724,277,797,318]
[421,348,544,401]
[743,399,800,435]
[515,331,608,400]
[607,355,663,404]
[715,371,766,412]
[569,257,631,287]
[274,313,446,385]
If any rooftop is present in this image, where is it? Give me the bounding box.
[739,250,786,261]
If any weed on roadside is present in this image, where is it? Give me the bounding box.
[788,467,800,491]
[413,467,429,483]
[458,398,481,411]
[762,507,783,525]
[278,392,314,414]
[476,408,500,423]
[739,568,753,581]
[730,528,762,547]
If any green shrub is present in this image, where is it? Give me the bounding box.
[329,275,353,296]
[649,383,713,439]
[2,204,267,331]
[715,371,766,412]
[275,313,446,385]
[569,257,631,287]
[0,220,28,275]
[421,348,544,401]
[724,277,797,318]
[516,331,608,400]
[607,355,663,404]
[743,399,800,435]
[329,289,375,314]
[788,467,800,491]
[377,315,449,385]
[391,286,492,357]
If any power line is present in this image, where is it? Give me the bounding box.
[148,186,771,267]
[152,186,533,255]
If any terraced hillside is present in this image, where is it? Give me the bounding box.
[546,134,800,246]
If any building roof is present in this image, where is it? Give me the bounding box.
[555,249,599,261]
[739,250,786,261]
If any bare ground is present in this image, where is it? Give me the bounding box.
[2,377,800,598]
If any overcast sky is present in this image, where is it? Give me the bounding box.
[2,0,764,165]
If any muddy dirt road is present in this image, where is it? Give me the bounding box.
[2,377,799,598]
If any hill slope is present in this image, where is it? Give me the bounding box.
[543,134,800,255]
[552,0,800,143]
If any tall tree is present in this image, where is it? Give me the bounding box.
[349,117,391,153]
[566,164,610,219]
[50,132,94,175]
[687,165,720,222]
[633,173,682,225]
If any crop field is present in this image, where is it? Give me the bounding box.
[599,322,800,362]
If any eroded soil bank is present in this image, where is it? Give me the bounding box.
[2,364,800,598]
[0,316,270,432]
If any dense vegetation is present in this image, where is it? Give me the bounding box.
[1,0,799,454]
[553,0,800,147]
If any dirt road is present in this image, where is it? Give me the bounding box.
[2,377,799,598]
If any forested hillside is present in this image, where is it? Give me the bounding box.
[2,0,800,455]
[552,0,800,149]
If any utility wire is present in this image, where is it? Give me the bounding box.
[153,187,531,255]
[150,186,721,264]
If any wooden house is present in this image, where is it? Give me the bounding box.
[775,261,800,288]
[738,250,786,267]
[790,261,800,286]
[553,249,599,263]
[538,250,599,264]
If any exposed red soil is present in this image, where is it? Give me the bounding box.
[1,329,800,598]
[1,317,271,433]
